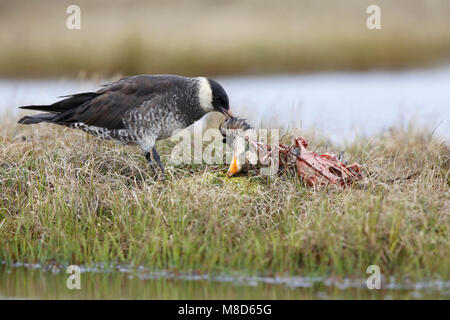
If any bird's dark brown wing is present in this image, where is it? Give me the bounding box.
[50,75,187,129]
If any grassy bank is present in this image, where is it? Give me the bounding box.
[2,0,450,77]
[4,33,450,78]
[0,120,448,281]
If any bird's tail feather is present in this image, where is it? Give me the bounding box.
[18,113,58,125]
[19,105,60,112]
[19,92,98,113]
[18,92,99,125]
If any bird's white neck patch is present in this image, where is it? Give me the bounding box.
[196,77,214,113]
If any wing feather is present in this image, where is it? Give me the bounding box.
[50,75,187,129]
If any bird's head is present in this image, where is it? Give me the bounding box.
[197,77,233,119]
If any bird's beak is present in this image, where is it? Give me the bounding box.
[227,156,239,178]
[221,108,234,119]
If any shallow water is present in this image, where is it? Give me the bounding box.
[2,67,450,143]
[1,265,448,300]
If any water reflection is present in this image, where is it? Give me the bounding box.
[1,267,447,299]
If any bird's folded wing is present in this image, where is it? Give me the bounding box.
[52,77,164,129]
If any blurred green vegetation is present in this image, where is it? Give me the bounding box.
[1,0,450,77]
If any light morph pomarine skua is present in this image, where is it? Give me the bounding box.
[18,75,233,176]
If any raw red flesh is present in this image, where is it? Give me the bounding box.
[278,138,363,188]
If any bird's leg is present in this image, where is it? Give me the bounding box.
[152,146,165,174]
[145,151,158,177]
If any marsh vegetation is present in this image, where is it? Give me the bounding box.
[0,119,448,295]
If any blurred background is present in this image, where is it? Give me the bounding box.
[1,0,449,141]
[2,0,450,77]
